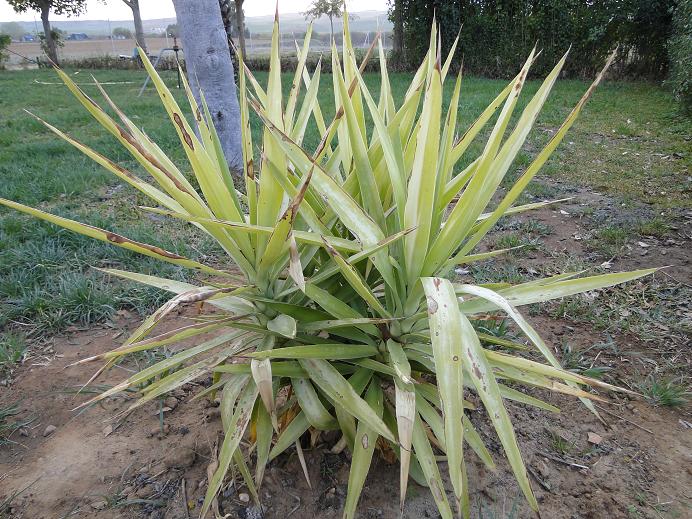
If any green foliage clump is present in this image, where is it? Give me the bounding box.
[39,28,64,55]
[0,34,10,69]
[0,332,26,374]
[641,375,690,407]
[388,0,676,79]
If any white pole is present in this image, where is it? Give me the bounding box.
[108,18,115,55]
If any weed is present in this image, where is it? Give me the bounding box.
[472,318,511,338]
[591,225,630,258]
[476,495,521,519]
[0,332,26,374]
[547,428,575,455]
[559,343,611,379]
[636,217,671,238]
[640,376,690,407]
[495,233,541,254]
[550,297,595,321]
[520,220,553,236]
[469,262,530,285]
[524,181,558,200]
[0,403,34,446]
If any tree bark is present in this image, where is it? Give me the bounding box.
[330,15,334,42]
[173,0,243,174]
[40,5,57,64]
[234,0,246,57]
[124,0,148,55]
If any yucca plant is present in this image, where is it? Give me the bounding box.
[0,12,655,519]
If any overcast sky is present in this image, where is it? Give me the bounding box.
[0,0,389,22]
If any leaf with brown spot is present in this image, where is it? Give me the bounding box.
[0,198,231,277]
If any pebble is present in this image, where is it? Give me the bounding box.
[587,432,603,445]
[164,446,196,468]
[90,500,108,510]
[244,506,264,519]
[239,492,250,503]
[164,396,178,410]
[135,484,154,498]
[205,408,221,420]
[535,459,550,478]
[148,424,170,437]
[43,425,57,437]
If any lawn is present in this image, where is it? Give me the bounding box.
[0,65,689,340]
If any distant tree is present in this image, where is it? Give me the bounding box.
[234,0,246,57]
[112,27,132,39]
[165,23,179,38]
[6,0,88,64]
[304,0,344,42]
[0,34,11,68]
[0,21,25,40]
[121,0,147,54]
[387,0,404,59]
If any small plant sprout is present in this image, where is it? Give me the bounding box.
[640,375,690,408]
[0,12,657,519]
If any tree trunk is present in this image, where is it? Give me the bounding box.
[40,6,57,64]
[392,0,404,58]
[173,0,243,174]
[129,0,148,55]
[234,0,246,57]
[330,15,334,42]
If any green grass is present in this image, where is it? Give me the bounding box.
[0,332,26,375]
[495,233,541,255]
[636,216,672,238]
[547,428,575,455]
[0,66,689,340]
[590,224,631,258]
[559,343,611,380]
[640,376,690,407]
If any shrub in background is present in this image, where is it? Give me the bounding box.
[0,12,654,519]
[388,0,676,79]
[668,0,692,113]
[0,34,10,69]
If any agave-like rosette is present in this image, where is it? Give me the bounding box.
[1,9,654,519]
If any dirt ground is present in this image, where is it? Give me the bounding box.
[1,179,690,519]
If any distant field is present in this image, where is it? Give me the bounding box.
[6,34,384,65]
[7,39,173,64]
